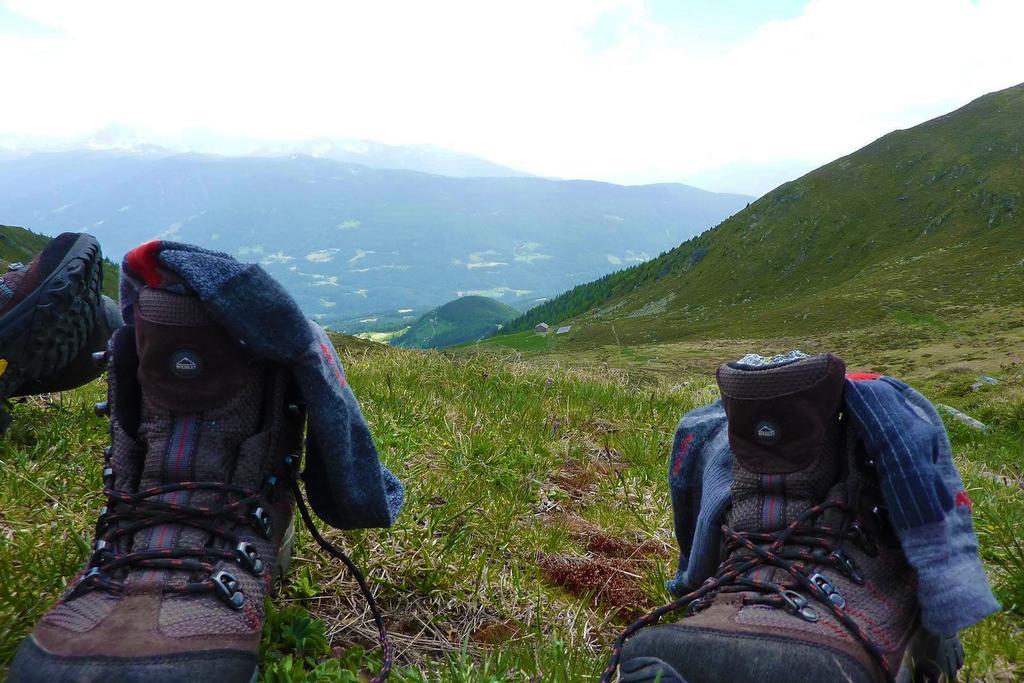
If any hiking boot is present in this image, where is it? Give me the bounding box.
[0,232,108,431]
[9,285,303,682]
[12,295,123,396]
[613,353,964,683]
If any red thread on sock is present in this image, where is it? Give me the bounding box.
[320,342,347,387]
[672,432,694,477]
[125,240,164,287]
[846,372,882,381]
[955,490,972,510]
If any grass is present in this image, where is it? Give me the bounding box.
[1,329,1022,681]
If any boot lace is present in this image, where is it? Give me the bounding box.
[600,501,894,683]
[70,451,393,682]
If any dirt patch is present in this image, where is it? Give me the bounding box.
[550,462,597,497]
[470,617,521,645]
[559,515,670,560]
[536,552,651,617]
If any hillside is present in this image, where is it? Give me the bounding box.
[0,224,119,299]
[392,295,518,348]
[501,82,1024,345]
[0,152,750,327]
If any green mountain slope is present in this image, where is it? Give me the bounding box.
[392,295,518,348]
[1,224,119,299]
[501,82,1024,345]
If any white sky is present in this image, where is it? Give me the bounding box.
[1,0,1022,195]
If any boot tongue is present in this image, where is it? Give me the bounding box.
[718,352,846,533]
[130,287,267,586]
[133,286,265,485]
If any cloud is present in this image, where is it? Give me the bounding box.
[237,243,263,256]
[456,286,532,298]
[606,254,621,265]
[260,251,294,265]
[305,248,339,263]
[513,241,553,264]
[337,219,361,230]
[466,249,508,269]
[350,264,409,273]
[3,1,1024,194]
[348,248,375,265]
[319,298,336,307]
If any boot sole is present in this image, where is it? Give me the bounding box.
[0,234,103,410]
[619,630,964,683]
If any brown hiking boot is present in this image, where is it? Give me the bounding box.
[9,286,303,682]
[610,353,964,683]
[0,232,108,432]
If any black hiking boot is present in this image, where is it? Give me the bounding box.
[609,353,964,683]
[0,232,111,432]
[9,285,306,682]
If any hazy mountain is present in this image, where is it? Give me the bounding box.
[252,139,529,178]
[502,82,1024,344]
[0,126,528,178]
[392,295,518,348]
[0,151,751,327]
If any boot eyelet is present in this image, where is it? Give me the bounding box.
[799,606,820,622]
[91,351,109,368]
[252,507,272,538]
[782,590,807,610]
[850,521,879,557]
[830,549,864,585]
[810,573,846,609]
[94,401,110,417]
[211,570,245,610]
[90,539,113,566]
[782,590,819,621]
[235,542,264,575]
[68,567,106,599]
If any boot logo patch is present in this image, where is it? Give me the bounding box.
[170,350,202,379]
[755,420,780,445]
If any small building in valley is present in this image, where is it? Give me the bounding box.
[535,322,550,333]
[556,325,571,335]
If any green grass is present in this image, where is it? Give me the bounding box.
[1,333,1021,681]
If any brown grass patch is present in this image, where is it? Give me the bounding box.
[559,515,670,560]
[536,552,651,617]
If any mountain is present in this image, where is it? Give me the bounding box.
[391,295,518,348]
[0,127,529,178]
[252,139,530,178]
[0,152,751,327]
[501,82,1024,345]
[0,224,119,299]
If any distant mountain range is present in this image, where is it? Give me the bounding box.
[392,295,518,348]
[0,126,529,178]
[500,82,1024,345]
[0,150,751,328]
